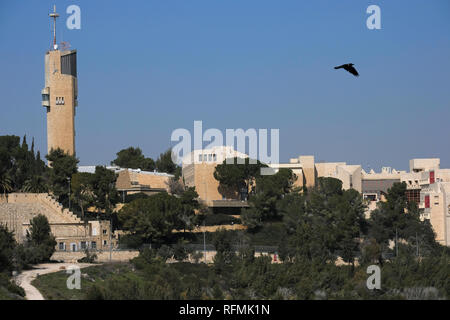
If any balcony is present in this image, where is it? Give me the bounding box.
[41,87,50,107]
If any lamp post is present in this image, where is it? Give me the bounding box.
[196,222,207,264]
[67,177,71,210]
[203,221,206,264]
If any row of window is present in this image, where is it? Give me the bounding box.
[58,240,108,252]
[56,96,65,105]
[198,153,217,162]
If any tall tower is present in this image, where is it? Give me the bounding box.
[41,5,78,156]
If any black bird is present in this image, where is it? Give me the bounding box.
[334,63,359,77]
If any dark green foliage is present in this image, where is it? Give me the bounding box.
[0,224,16,273]
[124,192,149,203]
[155,149,181,178]
[118,189,199,245]
[241,169,297,229]
[24,215,57,263]
[0,272,25,299]
[212,229,236,274]
[111,147,181,178]
[0,135,47,194]
[173,241,194,262]
[111,147,155,171]
[369,182,439,255]
[214,157,266,197]
[46,148,78,205]
[91,166,119,213]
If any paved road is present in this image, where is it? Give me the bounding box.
[15,263,93,300]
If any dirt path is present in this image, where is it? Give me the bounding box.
[15,263,93,300]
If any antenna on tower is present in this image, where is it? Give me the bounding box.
[49,5,60,50]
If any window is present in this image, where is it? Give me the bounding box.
[56,96,65,105]
[208,154,212,161]
[80,241,86,250]
[213,154,217,161]
[103,229,107,235]
[203,154,207,161]
[91,241,97,249]
[59,242,65,251]
[103,240,108,246]
[42,94,49,101]
[92,227,98,236]
[198,154,202,162]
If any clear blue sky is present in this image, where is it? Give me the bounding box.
[1,0,449,170]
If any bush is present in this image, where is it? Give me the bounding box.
[0,272,25,298]
[78,249,98,263]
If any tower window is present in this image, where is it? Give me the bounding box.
[56,97,65,105]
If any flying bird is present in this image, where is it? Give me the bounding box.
[334,63,359,77]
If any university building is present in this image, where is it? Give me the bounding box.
[182,147,450,246]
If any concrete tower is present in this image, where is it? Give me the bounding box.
[41,5,78,156]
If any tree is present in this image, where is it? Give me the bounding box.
[173,240,194,262]
[0,224,16,272]
[91,166,119,214]
[368,182,439,256]
[212,228,235,273]
[71,172,95,219]
[25,215,57,263]
[46,148,79,205]
[0,135,47,193]
[177,187,200,232]
[22,175,48,193]
[111,147,155,171]
[0,175,12,200]
[214,157,266,199]
[156,149,181,178]
[242,169,297,228]
[118,192,182,244]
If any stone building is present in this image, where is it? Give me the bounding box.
[182,146,250,211]
[0,193,113,252]
[78,166,174,201]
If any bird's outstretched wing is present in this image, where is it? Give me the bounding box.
[345,65,359,76]
[334,64,345,70]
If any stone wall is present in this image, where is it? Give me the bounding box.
[51,250,140,263]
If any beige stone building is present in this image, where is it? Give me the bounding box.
[78,166,174,201]
[114,167,173,199]
[0,193,113,252]
[182,146,250,209]
[419,181,450,246]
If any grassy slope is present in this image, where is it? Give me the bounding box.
[32,263,133,300]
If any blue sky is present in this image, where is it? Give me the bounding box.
[1,0,449,170]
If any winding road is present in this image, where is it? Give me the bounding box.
[15,263,93,300]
